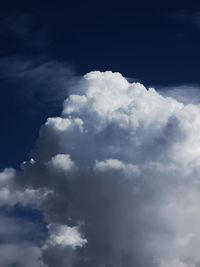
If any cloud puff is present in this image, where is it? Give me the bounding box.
[3,71,200,266]
[47,224,87,248]
[0,168,48,206]
[47,154,76,173]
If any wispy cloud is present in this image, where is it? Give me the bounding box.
[171,9,200,28]
[158,84,200,104]
[0,14,49,54]
[0,56,78,115]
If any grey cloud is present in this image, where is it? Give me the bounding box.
[0,244,45,267]
[0,207,47,267]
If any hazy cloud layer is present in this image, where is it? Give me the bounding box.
[158,85,200,104]
[1,71,200,266]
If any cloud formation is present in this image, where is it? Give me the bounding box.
[159,85,200,104]
[1,71,200,266]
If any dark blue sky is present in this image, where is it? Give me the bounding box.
[0,0,200,168]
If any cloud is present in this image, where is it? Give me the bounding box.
[3,71,200,266]
[47,224,87,248]
[0,169,48,266]
[0,244,44,267]
[47,154,76,173]
[0,168,49,206]
[158,85,200,104]
[0,56,77,115]
[171,10,200,29]
[0,14,49,53]
[0,56,79,168]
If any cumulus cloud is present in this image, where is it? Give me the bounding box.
[0,168,49,206]
[2,71,200,266]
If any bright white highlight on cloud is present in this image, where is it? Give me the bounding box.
[47,154,75,173]
[48,224,87,248]
[2,71,200,267]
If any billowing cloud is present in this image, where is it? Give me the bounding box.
[2,71,200,266]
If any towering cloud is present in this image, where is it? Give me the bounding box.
[1,71,200,266]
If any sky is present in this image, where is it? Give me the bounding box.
[1,1,200,266]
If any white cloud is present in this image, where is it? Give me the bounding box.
[95,159,140,177]
[47,154,75,173]
[47,224,87,248]
[3,71,200,266]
